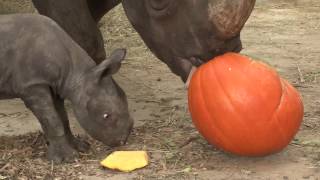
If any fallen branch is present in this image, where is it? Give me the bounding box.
[179,136,200,148]
[297,65,305,83]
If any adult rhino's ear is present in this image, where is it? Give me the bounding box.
[93,48,126,80]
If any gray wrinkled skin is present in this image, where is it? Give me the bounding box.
[123,0,255,81]
[32,0,255,82]
[32,0,111,64]
[0,14,133,163]
[32,0,122,64]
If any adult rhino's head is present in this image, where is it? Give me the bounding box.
[122,0,256,81]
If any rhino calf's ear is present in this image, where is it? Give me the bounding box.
[93,48,127,80]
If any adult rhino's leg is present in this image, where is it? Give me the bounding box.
[87,0,121,22]
[32,0,106,64]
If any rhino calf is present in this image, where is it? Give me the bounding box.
[0,14,133,163]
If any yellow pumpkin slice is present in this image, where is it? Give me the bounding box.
[100,151,149,172]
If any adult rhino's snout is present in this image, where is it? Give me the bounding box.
[208,0,256,39]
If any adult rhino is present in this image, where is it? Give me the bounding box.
[32,0,256,82]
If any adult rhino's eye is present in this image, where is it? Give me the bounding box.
[149,0,170,10]
[146,0,177,19]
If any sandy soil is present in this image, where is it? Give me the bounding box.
[0,0,320,179]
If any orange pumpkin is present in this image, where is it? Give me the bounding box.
[188,53,304,156]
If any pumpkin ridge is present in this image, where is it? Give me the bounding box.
[281,79,304,137]
[277,79,303,142]
[197,67,230,150]
[271,79,288,144]
[246,58,282,118]
[268,72,284,121]
[207,62,259,154]
[210,59,253,142]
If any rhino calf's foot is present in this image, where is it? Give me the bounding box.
[47,137,79,163]
[54,99,91,153]
[69,136,90,153]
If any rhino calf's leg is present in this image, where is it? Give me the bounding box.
[54,98,90,152]
[22,86,78,163]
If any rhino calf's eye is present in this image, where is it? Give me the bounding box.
[103,113,109,119]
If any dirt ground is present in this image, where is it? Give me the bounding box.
[0,0,320,179]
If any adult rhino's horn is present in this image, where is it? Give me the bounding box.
[208,0,256,39]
